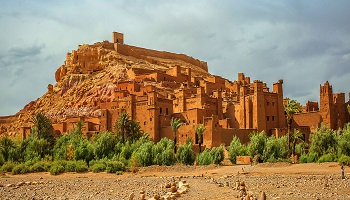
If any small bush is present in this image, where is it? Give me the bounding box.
[65,160,88,172]
[50,162,65,175]
[306,152,318,163]
[30,161,51,172]
[0,161,16,172]
[152,138,176,166]
[299,152,318,163]
[338,155,350,166]
[176,139,195,165]
[299,154,308,163]
[228,136,243,164]
[196,149,213,165]
[115,171,123,175]
[210,145,225,165]
[105,161,125,173]
[129,155,141,173]
[317,153,336,163]
[132,141,154,167]
[12,163,30,175]
[91,162,106,173]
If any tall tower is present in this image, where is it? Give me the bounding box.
[273,79,286,129]
[253,80,266,132]
[320,81,334,129]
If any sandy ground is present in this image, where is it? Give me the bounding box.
[1,162,349,200]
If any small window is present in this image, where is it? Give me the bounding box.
[266,116,270,121]
[144,121,146,125]
[272,102,275,106]
[160,107,162,114]
[272,116,275,121]
[267,102,269,106]
[150,118,152,122]
[166,108,169,115]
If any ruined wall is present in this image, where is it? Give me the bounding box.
[114,43,208,72]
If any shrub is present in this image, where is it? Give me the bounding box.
[176,139,195,165]
[129,155,141,173]
[105,161,125,173]
[338,155,350,166]
[337,123,350,157]
[306,152,318,163]
[309,124,337,158]
[152,138,176,166]
[196,149,213,165]
[91,162,106,173]
[24,138,51,161]
[64,160,88,172]
[73,160,88,172]
[119,141,134,161]
[248,131,267,162]
[228,136,243,164]
[12,163,30,175]
[93,132,117,159]
[210,145,225,165]
[115,171,123,175]
[132,141,154,167]
[0,161,16,172]
[29,161,51,172]
[317,153,336,163]
[50,161,65,175]
[299,154,308,163]
[263,136,288,162]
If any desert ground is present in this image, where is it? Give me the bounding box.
[0,162,349,200]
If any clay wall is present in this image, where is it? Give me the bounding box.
[114,43,208,72]
[304,101,319,112]
[52,123,67,135]
[293,112,322,132]
[117,82,140,93]
[161,81,181,88]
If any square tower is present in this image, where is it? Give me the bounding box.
[112,32,124,44]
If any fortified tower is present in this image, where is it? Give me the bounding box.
[112,32,124,44]
[320,81,334,129]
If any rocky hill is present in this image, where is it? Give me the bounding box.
[0,36,210,137]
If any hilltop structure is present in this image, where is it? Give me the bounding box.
[1,32,349,150]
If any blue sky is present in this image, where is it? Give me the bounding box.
[1,0,350,116]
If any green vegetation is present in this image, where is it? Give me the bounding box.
[196,124,206,153]
[284,99,302,156]
[170,117,183,153]
[2,111,350,175]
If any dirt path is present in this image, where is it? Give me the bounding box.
[1,162,349,199]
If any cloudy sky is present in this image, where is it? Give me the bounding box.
[1,0,350,116]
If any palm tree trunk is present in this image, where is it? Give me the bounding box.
[199,143,201,153]
[287,118,292,157]
[174,132,177,154]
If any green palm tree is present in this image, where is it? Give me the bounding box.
[291,130,304,157]
[114,111,130,143]
[170,117,183,153]
[284,98,302,156]
[196,124,206,153]
[0,137,15,161]
[128,120,142,141]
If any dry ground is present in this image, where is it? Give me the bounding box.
[1,162,349,199]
